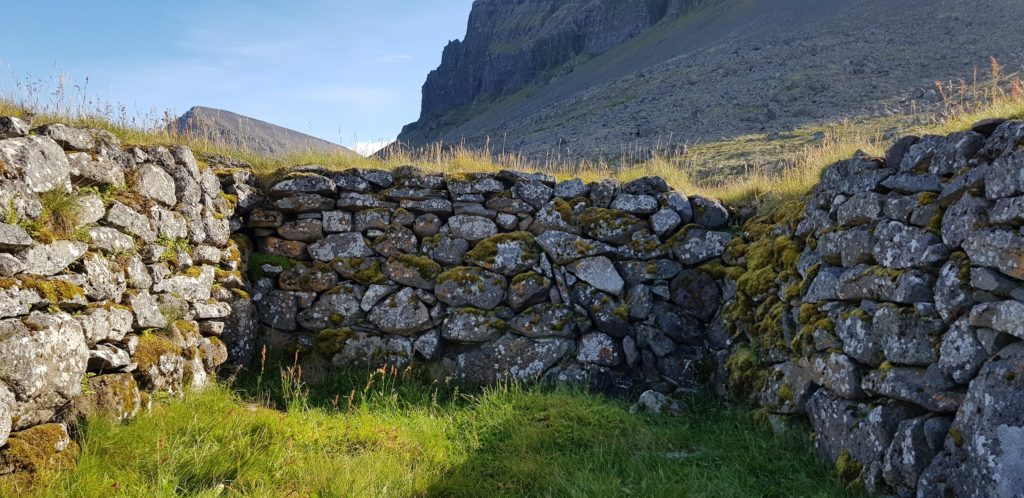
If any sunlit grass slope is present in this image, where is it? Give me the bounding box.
[20,363,864,498]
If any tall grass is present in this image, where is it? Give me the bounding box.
[3,64,1023,214]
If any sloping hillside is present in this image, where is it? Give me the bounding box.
[170,106,357,157]
[399,0,1024,165]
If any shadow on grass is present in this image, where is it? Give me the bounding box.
[234,354,864,498]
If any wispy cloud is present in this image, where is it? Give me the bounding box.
[372,51,414,64]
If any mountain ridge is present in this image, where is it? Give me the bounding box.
[169,106,357,157]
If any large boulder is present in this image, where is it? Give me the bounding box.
[0,312,88,430]
[0,136,70,192]
[17,241,87,276]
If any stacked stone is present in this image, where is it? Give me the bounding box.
[0,118,256,480]
[251,165,733,391]
[755,119,1024,496]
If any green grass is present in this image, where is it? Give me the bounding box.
[18,362,864,497]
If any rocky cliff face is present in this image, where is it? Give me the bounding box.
[403,0,706,141]
[400,0,1024,163]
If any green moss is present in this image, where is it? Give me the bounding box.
[878,361,894,379]
[315,328,356,357]
[917,192,938,206]
[389,253,442,281]
[835,449,863,484]
[0,276,85,303]
[737,266,776,298]
[0,423,79,482]
[777,384,795,403]
[134,333,183,371]
[725,345,767,400]
[219,192,239,212]
[437,267,484,286]
[552,198,576,222]
[350,260,388,285]
[465,232,537,263]
[511,271,546,288]
[248,252,294,281]
[949,426,964,448]
[578,207,639,233]
[612,303,630,320]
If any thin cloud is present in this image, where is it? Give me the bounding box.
[352,139,393,156]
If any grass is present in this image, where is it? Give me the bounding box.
[13,358,864,497]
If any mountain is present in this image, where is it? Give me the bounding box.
[169,106,357,157]
[399,0,1024,163]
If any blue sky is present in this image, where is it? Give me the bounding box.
[0,1,475,154]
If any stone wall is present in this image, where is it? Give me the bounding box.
[2,116,1024,497]
[0,118,258,481]
[720,118,1024,497]
[250,165,734,392]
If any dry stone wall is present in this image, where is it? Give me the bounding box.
[719,118,1024,497]
[250,165,734,392]
[0,118,259,481]
[2,115,1024,498]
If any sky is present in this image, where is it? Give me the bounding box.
[0,0,475,155]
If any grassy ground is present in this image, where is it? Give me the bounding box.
[17,361,864,498]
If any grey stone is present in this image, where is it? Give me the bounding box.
[75,194,105,225]
[422,234,470,266]
[862,365,963,413]
[81,253,126,301]
[836,192,884,226]
[589,179,618,208]
[536,230,612,265]
[0,283,40,319]
[372,225,418,257]
[760,361,816,414]
[35,123,95,151]
[0,136,71,192]
[0,116,29,138]
[297,285,363,330]
[633,390,685,414]
[449,334,573,385]
[105,202,156,243]
[611,194,659,215]
[872,221,947,269]
[87,227,135,254]
[882,416,951,495]
[671,228,732,265]
[367,287,431,335]
[835,265,935,304]
[941,193,990,248]
[277,219,323,242]
[930,131,985,175]
[413,330,441,360]
[665,192,693,223]
[934,259,972,322]
[132,163,177,206]
[818,227,874,267]
[984,150,1024,199]
[880,173,942,194]
[18,240,87,276]
[0,222,32,250]
[579,208,646,244]
[447,215,497,241]
[970,267,1024,300]
[257,290,297,331]
[805,389,920,487]
[807,352,864,399]
[938,317,988,384]
[0,383,12,447]
[274,193,336,213]
[572,284,630,337]
[874,305,944,366]
[0,253,25,277]
[511,180,553,210]
[322,211,353,233]
[435,267,506,309]
[916,343,1024,498]
[127,290,166,329]
[690,196,729,228]
[567,256,624,295]
[577,333,622,367]
[507,272,551,311]
[963,229,1024,280]
[650,208,682,238]
[835,308,884,366]
[969,300,1024,340]
[268,173,336,198]
[669,269,722,322]
[0,312,88,430]
[308,233,373,261]
[400,198,453,215]
[465,232,540,276]
[616,259,683,286]
[384,255,441,290]
[509,303,577,338]
[554,179,589,198]
[442,308,505,343]
[88,343,133,372]
[990,195,1024,224]
[153,266,214,302]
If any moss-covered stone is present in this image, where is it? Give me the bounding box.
[134,333,183,371]
[315,328,357,357]
[0,423,78,489]
[834,449,863,484]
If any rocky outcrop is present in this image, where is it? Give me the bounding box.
[0,121,257,486]
[169,106,357,157]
